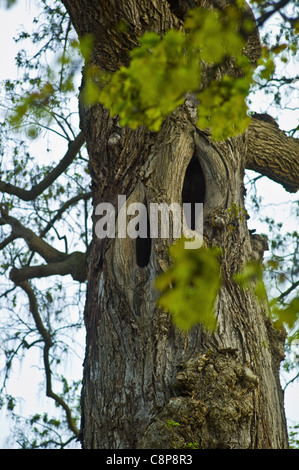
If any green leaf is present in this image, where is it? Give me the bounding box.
[271,296,299,330]
[92,6,253,139]
[156,239,221,331]
[197,71,252,140]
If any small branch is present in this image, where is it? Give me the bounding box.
[0,132,85,201]
[276,280,299,302]
[0,233,18,250]
[40,191,92,239]
[0,285,17,299]
[18,280,79,437]
[283,371,299,391]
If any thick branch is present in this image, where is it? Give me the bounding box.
[246,115,299,193]
[0,207,67,263]
[1,204,89,283]
[10,251,88,283]
[0,132,85,201]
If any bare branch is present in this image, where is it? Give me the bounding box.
[0,132,85,201]
[18,280,80,437]
[0,196,90,284]
[276,280,299,302]
[40,191,92,239]
[22,191,92,269]
[256,0,291,27]
[0,206,67,263]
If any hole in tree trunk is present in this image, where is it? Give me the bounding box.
[136,202,151,268]
[182,153,206,230]
[167,0,197,21]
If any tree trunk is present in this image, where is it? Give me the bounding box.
[61,0,294,449]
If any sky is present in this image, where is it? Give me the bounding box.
[0,0,298,448]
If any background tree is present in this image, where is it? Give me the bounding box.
[0,1,90,447]
[0,0,298,448]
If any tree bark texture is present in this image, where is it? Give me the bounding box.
[61,0,297,449]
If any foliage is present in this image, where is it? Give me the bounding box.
[156,240,221,331]
[0,0,17,7]
[86,5,254,140]
[289,424,299,449]
[165,419,199,449]
[5,378,81,448]
[82,0,298,139]
[234,258,299,329]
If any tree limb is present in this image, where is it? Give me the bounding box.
[10,251,88,283]
[0,203,89,283]
[18,280,80,437]
[276,280,299,302]
[40,191,92,239]
[246,115,299,193]
[256,0,291,27]
[0,132,85,201]
[23,191,92,269]
[19,280,53,347]
[0,207,67,263]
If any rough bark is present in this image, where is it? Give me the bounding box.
[60,0,295,449]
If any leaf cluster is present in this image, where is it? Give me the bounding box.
[85,5,255,140]
[156,239,221,331]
